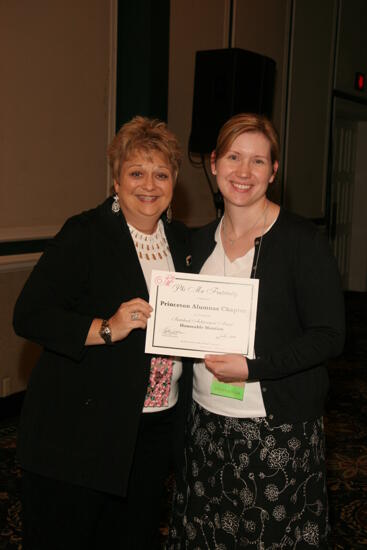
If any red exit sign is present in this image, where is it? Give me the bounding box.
[355,72,365,91]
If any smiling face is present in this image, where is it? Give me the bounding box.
[114,150,174,233]
[211,131,278,210]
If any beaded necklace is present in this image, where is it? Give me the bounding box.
[127,221,170,262]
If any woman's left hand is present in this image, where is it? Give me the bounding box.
[204,354,249,383]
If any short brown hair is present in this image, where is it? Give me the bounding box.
[215,113,280,164]
[108,116,182,181]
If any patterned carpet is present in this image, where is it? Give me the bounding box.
[0,420,21,549]
[326,291,367,549]
[0,292,366,549]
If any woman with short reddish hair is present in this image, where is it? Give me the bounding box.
[14,116,191,549]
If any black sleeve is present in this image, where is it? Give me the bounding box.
[13,216,94,361]
[247,229,345,381]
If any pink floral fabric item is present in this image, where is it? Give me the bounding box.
[144,357,173,407]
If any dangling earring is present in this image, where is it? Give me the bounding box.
[112,193,120,214]
[166,204,172,224]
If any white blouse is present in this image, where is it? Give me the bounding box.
[127,220,183,414]
[193,218,267,418]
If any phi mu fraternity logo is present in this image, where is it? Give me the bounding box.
[154,273,175,286]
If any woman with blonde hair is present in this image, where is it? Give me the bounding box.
[14,116,191,549]
[169,113,344,549]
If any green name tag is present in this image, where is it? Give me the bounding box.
[210,379,245,400]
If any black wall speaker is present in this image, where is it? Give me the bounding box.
[189,48,276,154]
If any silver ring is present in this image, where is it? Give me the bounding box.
[131,311,139,321]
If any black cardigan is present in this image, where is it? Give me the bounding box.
[13,198,192,496]
[191,209,345,425]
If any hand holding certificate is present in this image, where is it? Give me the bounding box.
[145,270,259,360]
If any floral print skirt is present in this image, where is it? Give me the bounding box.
[168,401,330,549]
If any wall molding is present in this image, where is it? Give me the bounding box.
[0,253,41,273]
[0,225,60,243]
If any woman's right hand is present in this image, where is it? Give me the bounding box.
[85,298,153,346]
[108,298,153,342]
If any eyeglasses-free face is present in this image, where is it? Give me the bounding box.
[211,131,278,210]
[114,150,174,233]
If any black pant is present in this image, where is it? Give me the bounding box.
[21,407,175,550]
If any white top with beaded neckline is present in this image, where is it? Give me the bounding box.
[126,220,182,413]
[127,220,171,262]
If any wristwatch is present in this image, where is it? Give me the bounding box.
[99,319,112,345]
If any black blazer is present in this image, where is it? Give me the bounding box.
[190,209,345,424]
[13,198,192,496]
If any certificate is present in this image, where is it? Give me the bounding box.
[145,270,259,359]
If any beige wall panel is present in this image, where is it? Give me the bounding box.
[0,0,116,240]
[0,1,116,396]
[235,0,291,142]
[0,264,41,396]
[168,0,228,226]
[284,0,337,218]
[234,0,291,204]
[168,0,291,225]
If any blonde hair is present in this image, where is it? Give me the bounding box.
[215,113,280,164]
[108,116,182,181]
